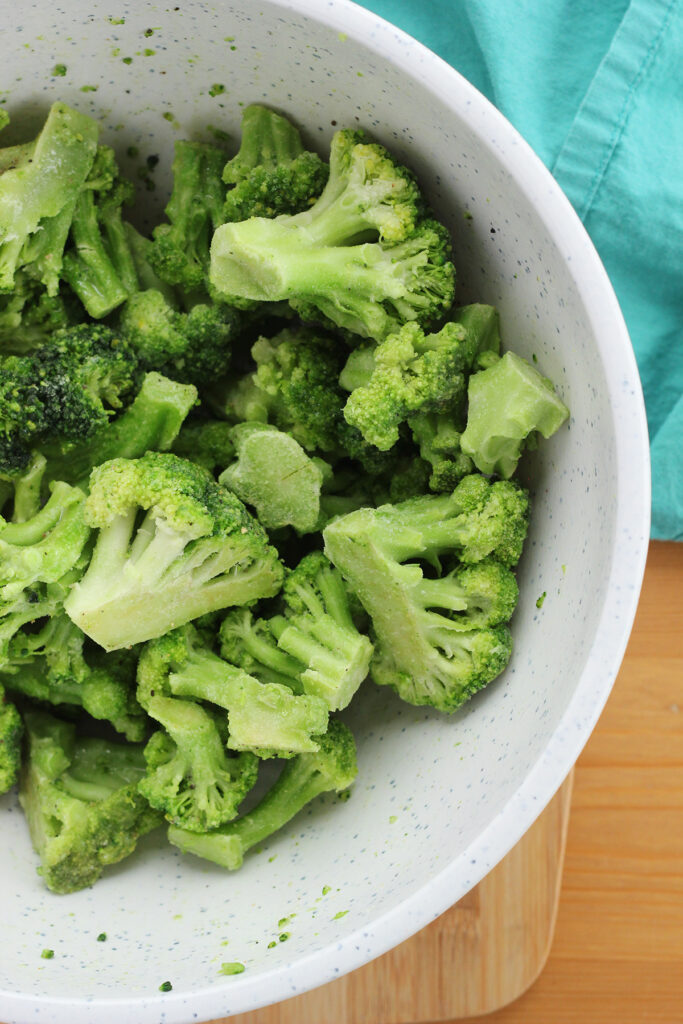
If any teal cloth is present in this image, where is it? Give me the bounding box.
[359,0,683,539]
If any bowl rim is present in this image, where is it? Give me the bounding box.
[1,0,651,1021]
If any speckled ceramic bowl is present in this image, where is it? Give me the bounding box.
[0,2,650,1022]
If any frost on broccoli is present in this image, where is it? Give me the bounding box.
[167,718,357,869]
[210,129,455,340]
[0,683,22,793]
[460,351,570,478]
[18,709,162,893]
[222,104,328,221]
[0,102,98,296]
[323,474,528,712]
[64,452,284,650]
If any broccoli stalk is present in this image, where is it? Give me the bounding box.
[18,709,162,893]
[64,452,284,650]
[0,102,98,295]
[219,608,306,690]
[210,129,455,340]
[167,718,357,869]
[323,475,528,712]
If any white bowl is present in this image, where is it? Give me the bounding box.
[0,2,650,1022]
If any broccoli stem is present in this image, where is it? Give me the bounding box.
[62,190,130,318]
[9,453,47,524]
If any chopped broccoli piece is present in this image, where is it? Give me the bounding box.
[0,683,22,793]
[1,451,47,523]
[222,104,328,221]
[18,709,162,893]
[171,418,235,474]
[460,351,570,478]
[219,422,328,532]
[149,141,226,291]
[219,608,305,690]
[0,102,98,296]
[210,129,455,340]
[64,452,284,650]
[323,476,528,711]
[167,718,357,869]
[409,411,474,492]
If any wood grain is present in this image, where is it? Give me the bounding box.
[218,539,683,1024]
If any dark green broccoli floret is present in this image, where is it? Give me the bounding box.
[409,411,474,492]
[119,287,241,385]
[42,371,197,487]
[322,475,528,712]
[148,141,226,291]
[460,351,570,478]
[0,102,98,296]
[0,271,77,353]
[18,709,162,893]
[210,129,455,340]
[222,104,328,221]
[61,146,138,318]
[167,718,357,869]
[0,322,139,474]
[64,452,284,650]
[0,683,22,793]
[219,422,329,532]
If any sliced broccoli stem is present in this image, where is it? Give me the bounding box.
[62,190,130,318]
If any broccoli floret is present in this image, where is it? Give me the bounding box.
[18,709,162,893]
[0,102,98,296]
[4,613,146,741]
[273,552,373,710]
[42,371,197,487]
[0,322,140,474]
[210,129,455,340]
[149,141,226,291]
[409,411,474,492]
[219,608,305,690]
[167,718,357,869]
[0,271,77,353]
[171,418,235,474]
[222,104,328,221]
[0,683,22,793]
[119,287,241,385]
[322,476,528,711]
[460,351,570,478]
[64,452,284,650]
[61,147,138,318]
[219,422,329,532]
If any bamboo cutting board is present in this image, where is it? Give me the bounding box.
[218,770,574,1024]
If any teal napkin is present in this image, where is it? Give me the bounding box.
[359,0,683,539]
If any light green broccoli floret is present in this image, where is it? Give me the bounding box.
[219,422,329,532]
[222,104,328,221]
[460,351,570,478]
[64,452,284,650]
[167,718,357,870]
[409,411,474,492]
[0,683,22,793]
[323,475,528,712]
[18,709,162,893]
[211,129,455,340]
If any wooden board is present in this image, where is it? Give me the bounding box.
[217,772,574,1024]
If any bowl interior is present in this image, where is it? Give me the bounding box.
[0,3,649,1022]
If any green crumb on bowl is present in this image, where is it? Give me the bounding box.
[80,85,98,92]
[278,932,291,942]
[338,32,347,41]
[333,910,349,920]
[96,932,107,942]
[126,145,139,158]
[122,56,133,64]
[144,28,155,37]
[389,814,397,823]
[536,591,547,609]
[220,962,245,975]
[107,15,125,24]
[52,63,67,77]
[41,949,54,960]
[143,48,155,56]
[159,981,172,992]
[267,940,277,949]
[209,83,226,97]
[561,564,567,574]
[463,210,473,220]
[322,885,331,895]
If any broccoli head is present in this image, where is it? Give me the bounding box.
[64,452,284,650]
[167,718,357,869]
[18,709,162,893]
[210,129,455,340]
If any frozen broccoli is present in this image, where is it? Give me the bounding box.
[167,718,357,869]
[409,411,474,492]
[0,683,22,793]
[460,351,570,478]
[219,422,329,532]
[323,475,528,711]
[222,104,328,221]
[0,102,98,296]
[210,129,455,340]
[171,418,235,474]
[64,452,284,650]
[18,709,162,893]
